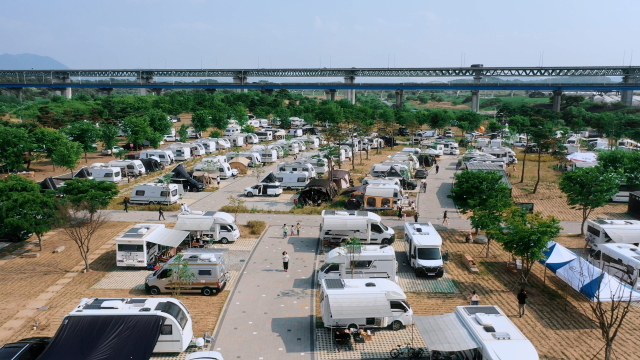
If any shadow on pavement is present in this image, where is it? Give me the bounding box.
[271,316,314,353]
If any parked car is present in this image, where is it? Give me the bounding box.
[398,127,410,136]
[101,146,124,155]
[0,337,51,360]
[163,135,180,142]
[414,168,427,179]
[186,351,224,360]
[513,141,527,147]
[230,168,239,177]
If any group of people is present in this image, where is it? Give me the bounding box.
[466,289,529,317]
[282,223,301,238]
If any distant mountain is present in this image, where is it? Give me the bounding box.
[0,53,69,70]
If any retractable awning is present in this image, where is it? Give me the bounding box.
[151,228,190,247]
[414,314,478,352]
[174,218,213,232]
[328,294,392,319]
[603,228,639,243]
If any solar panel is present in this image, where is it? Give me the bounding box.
[129,299,147,304]
[204,211,217,216]
[122,228,146,238]
[325,279,344,289]
[464,306,500,315]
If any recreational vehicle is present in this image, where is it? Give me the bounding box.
[254,130,273,142]
[129,183,181,205]
[291,139,307,151]
[187,128,202,139]
[194,160,234,179]
[145,248,230,296]
[320,278,412,331]
[320,210,395,245]
[106,160,146,177]
[296,136,320,149]
[318,245,398,283]
[166,144,193,161]
[140,149,174,165]
[226,134,245,147]
[404,222,444,277]
[193,139,217,154]
[275,140,299,154]
[340,145,353,159]
[611,183,635,203]
[241,133,259,144]
[442,142,460,155]
[586,219,640,249]
[274,171,311,189]
[279,162,317,178]
[249,146,278,163]
[226,152,262,167]
[224,125,241,136]
[363,183,402,210]
[288,128,303,137]
[58,298,193,354]
[588,243,640,291]
[210,138,232,150]
[88,166,122,182]
[174,211,240,244]
[115,223,189,267]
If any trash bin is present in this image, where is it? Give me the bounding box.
[443,249,449,263]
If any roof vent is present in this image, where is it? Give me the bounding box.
[137,227,149,235]
[101,300,125,309]
[483,326,496,333]
[492,332,511,340]
[475,314,492,326]
[365,282,376,287]
[139,307,151,312]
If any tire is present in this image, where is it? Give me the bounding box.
[149,286,160,295]
[246,192,254,197]
[201,287,215,296]
[381,239,389,245]
[436,269,444,278]
[412,348,423,359]
[407,348,417,358]
[392,320,403,331]
[220,237,229,244]
[347,323,358,331]
[390,349,400,359]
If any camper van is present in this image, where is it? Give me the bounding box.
[63,298,193,353]
[279,162,317,178]
[140,149,174,165]
[106,160,146,176]
[320,210,395,245]
[226,152,262,167]
[146,248,230,296]
[320,278,412,331]
[274,171,311,190]
[363,183,402,210]
[586,219,640,249]
[318,245,398,284]
[588,243,640,291]
[115,223,189,267]
[166,144,192,161]
[442,142,460,155]
[254,130,273,142]
[244,182,283,197]
[129,183,181,205]
[404,222,444,277]
[174,211,240,244]
[193,139,217,154]
[88,166,122,182]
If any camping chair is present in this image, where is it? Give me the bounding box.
[203,332,213,346]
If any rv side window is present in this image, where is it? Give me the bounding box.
[366,197,377,208]
[320,264,339,273]
[276,177,284,182]
[297,177,307,182]
[135,190,145,196]
[590,249,601,260]
[353,260,373,269]
[198,270,212,276]
[160,324,172,335]
[587,226,600,237]
[114,171,121,177]
[171,189,178,196]
[160,191,168,197]
[127,165,135,169]
[390,301,407,312]
[159,302,189,329]
[220,225,232,232]
[118,244,143,252]
[380,198,391,207]
[159,155,165,159]
[602,253,625,267]
[292,168,298,171]
[105,173,113,177]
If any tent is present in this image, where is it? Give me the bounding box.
[260,172,278,183]
[228,157,250,174]
[566,152,597,162]
[171,163,203,192]
[331,169,351,189]
[539,241,640,302]
[140,158,163,173]
[297,179,339,207]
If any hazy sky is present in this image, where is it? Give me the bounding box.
[2,0,640,70]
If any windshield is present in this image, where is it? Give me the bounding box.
[417,248,441,260]
[379,222,389,231]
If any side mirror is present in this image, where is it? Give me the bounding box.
[411,254,416,259]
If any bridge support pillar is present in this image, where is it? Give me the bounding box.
[471,91,480,112]
[15,87,23,102]
[552,90,562,112]
[53,76,72,99]
[98,88,114,96]
[395,90,404,108]
[233,75,247,93]
[328,89,337,101]
[137,75,154,95]
[621,75,636,107]
[151,88,163,96]
[344,76,356,104]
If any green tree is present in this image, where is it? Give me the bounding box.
[559,166,622,234]
[233,104,248,127]
[417,92,430,104]
[31,127,68,170]
[98,124,118,156]
[177,124,189,142]
[492,207,561,287]
[598,149,640,189]
[426,109,454,133]
[168,253,196,297]
[529,117,558,193]
[147,109,172,136]
[509,115,531,183]
[0,126,32,172]
[122,115,152,145]
[191,110,212,133]
[227,195,246,222]
[486,120,504,134]
[456,111,484,136]
[341,237,363,278]
[59,178,119,214]
[0,175,58,250]
[274,106,291,128]
[51,140,82,177]
[241,124,255,133]
[63,121,99,162]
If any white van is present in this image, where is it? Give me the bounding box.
[320,210,395,245]
[146,248,230,296]
[129,183,180,205]
[194,139,217,154]
[140,149,174,165]
[404,222,444,277]
[88,166,122,182]
[174,211,240,244]
[116,223,189,267]
[275,171,311,189]
[106,160,146,176]
[586,219,640,250]
[65,298,193,353]
[279,162,317,178]
[320,278,412,331]
[318,245,397,283]
[244,182,283,197]
[588,243,640,291]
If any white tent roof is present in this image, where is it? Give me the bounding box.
[151,228,190,247]
[603,228,639,243]
[414,314,477,352]
[566,152,597,162]
[327,293,392,318]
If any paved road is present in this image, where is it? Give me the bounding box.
[212,225,318,360]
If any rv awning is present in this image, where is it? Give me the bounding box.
[414,314,478,352]
[603,228,638,243]
[174,218,212,232]
[151,228,190,247]
[328,294,392,319]
[38,315,165,360]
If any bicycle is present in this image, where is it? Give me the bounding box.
[390,343,422,358]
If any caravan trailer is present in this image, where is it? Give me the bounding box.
[275,140,299,154]
[404,222,444,277]
[140,149,174,165]
[210,138,231,150]
[320,278,412,331]
[115,223,189,267]
[166,144,193,161]
[106,160,146,177]
[363,183,402,210]
[274,171,311,189]
[129,183,181,205]
[226,152,262,167]
[318,245,398,283]
[320,210,395,245]
[586,219,640,249]
[255,130,273,142]
[226,134,245,147]
[588,243,640,291]
[249,145,278,163]
[88,166,122,182]
[279,162,317,178]
[193,139,218,154]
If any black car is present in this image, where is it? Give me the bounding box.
[0,337,51,360]
[414,168,427,179]
[398,127,410,136]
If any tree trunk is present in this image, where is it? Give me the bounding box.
[605,343,612,360]
[533,146,542,194]
[37,233,42,251]
[83,253,90,272]
[485,238,491,258]
[581,208,588,235]
[519,137,528,183]
[85,150,88,162]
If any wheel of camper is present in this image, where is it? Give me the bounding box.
[381,239,389,245]
[390,349,401,358]
[201,287,216,296]
[220,237,229,244]
[411,348,423,359]
[392,320,403,331]
[148,286,160,295]
[246,192,254,197]
[436,269,444,278]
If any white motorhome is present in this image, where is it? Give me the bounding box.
[441,142,460,155]
[588,243,640,291]
[404,222,444,277]
[145,248,230,296]
[254,130,273,142]
[193,139,217,154]
[320,278,412,331]
[166,144,192,161]
[106,160,146,176]
[586,219,640,249]
[249,146,278,163]
[88,166,122,182]
[174,211,240,244]
[226,152,262,167]
[363,183,402,210]
[224,125,241,136]
[320,210,395,245]
[318,245,398,283]
[279,162,317,178]
[140,149,174,165]
[401,147,421,156]
[129,183,180,205]
[65,298,193,353]
[194,159,234,179]
[274,171,311,189]
[115,223,189,267]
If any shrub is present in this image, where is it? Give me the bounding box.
[220,205,249,213]
[246,220,267,235]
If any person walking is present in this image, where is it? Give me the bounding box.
[517,289,528,317]
[216,176,221,187]
[158,206,165,221]
[468,290,480,305]
[435,164,440,174]
[123,197,129,213]
[290,226,295,236]
[413,212,419,223]
[282,251,290,272]
[402,211,407,222]
[283,224,289,238]
[442,210,449,226]
[296,223,301,236]
[397,206,403,220]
